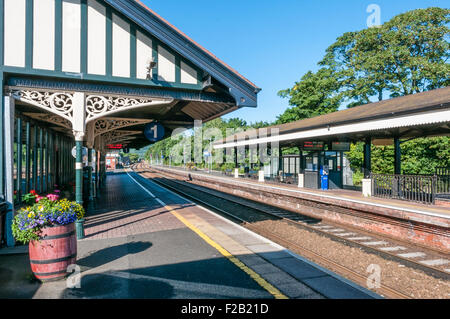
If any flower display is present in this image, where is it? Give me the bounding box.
[47,194,60,202]
[12,191,85,243]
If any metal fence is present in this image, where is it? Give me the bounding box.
[435,167,450,199]
[372,174,438,204]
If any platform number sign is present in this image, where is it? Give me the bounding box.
[144,122,165,143]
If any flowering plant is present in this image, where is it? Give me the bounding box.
[12,192,85,243]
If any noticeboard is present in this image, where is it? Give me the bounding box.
[331,142,351,152]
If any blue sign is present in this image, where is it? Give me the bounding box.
[144,122,165,143]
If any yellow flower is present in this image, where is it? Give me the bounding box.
[28,211,35,218]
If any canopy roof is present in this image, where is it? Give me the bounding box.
[214,87,450,148]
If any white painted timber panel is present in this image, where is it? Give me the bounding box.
[33,0,55,70]
[87,0,106,75]
[180,61,198,84]
[62,0,81,73]
[157,45,175,83]
[136,31,152,80]
[4,0,26,67]
[112,13,130,78]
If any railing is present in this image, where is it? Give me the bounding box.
[435,167,450,199]
[372,174,437,204]
[0,201,7,248]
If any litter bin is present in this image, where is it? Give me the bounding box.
[320,166,329,190]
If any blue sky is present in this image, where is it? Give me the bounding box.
[142,0,448,124]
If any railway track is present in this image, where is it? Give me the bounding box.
[132,164,450,299]
[139,165,450,273]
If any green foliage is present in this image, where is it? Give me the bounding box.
[346,137,450,175]
[277,68,343,123]
[280,7,449,115]
[326,7,449,104]
[145,118,271,166]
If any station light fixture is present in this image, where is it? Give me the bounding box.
[146,58,157,80]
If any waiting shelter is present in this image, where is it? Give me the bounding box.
[214,87,450,202]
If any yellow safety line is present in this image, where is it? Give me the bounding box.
[166,205,288,299]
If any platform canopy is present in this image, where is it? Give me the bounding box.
[1,0,260,150]
[214,87,450,149]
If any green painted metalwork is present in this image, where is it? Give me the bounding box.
[55,134,59,187]
[80,0,88,74]
[62,137,65,185]
[54,0,63,72]
[45,129,49,192]
[106,6,113,77]
[130,25,137,79]
[32,125,38,191]
[48,131,53,191]
[16,117,22,202]
[394,137,401,175]
[75,140,83,205]
[88,148,93,200]
[25,121,30,194]
[151,38,158,82]
[39,128,43,193]
[2,65,202,91]
[175,55,181,84]
[364,137,372,178]
[25,0,34,70]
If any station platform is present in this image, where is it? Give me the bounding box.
[152,166,450,218]
[0,170,379,299]
[147,165,450,252]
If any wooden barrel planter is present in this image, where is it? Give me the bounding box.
[29,223,77,282]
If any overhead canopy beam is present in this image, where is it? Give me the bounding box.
[214,109,450,149]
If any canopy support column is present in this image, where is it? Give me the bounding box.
[363,137,372,178]
[72,92,86,206]
[394,137,401,175]
[87,148,93,200]
[3,95,15,247]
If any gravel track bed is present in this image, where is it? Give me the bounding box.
[254,220,450,299]
[153,177,279,223]
[141,169,450,299]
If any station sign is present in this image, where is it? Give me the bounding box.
[144,122,165,143]
[71,146,88,158]
[302,141,325,151]
[331,142,351,152]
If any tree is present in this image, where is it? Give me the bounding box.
[319,7,450,105]
[128,153,140,163]
[278,7,450,175]
[277,67,343,123]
